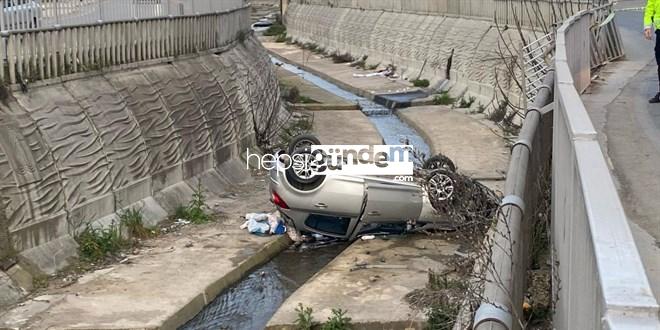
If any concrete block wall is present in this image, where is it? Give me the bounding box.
[285,2,534,107]
[0,35,281,274]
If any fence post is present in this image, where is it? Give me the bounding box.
[55,0,60,25]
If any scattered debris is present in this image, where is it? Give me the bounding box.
[241,212,287,236]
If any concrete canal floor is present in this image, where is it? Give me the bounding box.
[267,235,463,329]
[0,177,292,330]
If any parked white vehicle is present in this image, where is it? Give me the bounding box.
[2,0,41,31]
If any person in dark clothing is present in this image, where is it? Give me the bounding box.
[645,0,660,102]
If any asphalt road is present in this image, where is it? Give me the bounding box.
[583,0,660,300]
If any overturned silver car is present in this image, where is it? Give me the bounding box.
[267,135,493,240]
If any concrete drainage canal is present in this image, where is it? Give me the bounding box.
[181,242,347,330]
[181,58,432,330]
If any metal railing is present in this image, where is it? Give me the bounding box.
[553,7,659,329]
[0,4,251,84]
[474,2,660,329]
[291,0,604,28]
[0,0,245,32]
[522,33,554,105]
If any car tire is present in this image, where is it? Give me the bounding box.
[287,134,321,155]
[285,146,326,191]
[425,169,457,212]
[423,154,456,172]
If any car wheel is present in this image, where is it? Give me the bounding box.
[423,154,456,172]
[425,169,456,212]
[285,146,326,191]
[287,134,321,155]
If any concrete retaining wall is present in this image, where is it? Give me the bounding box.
[0,35,281,274]
[284,2,535,107]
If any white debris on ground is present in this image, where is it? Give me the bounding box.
[240,212,287,236]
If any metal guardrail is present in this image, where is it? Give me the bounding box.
[474,2,660,329]
[0,0,245,32]
[553,7,660,330]
[0,4,251,85]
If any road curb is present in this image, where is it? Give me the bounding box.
[160,235,293,330]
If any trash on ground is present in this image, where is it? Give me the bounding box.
[361,235,376,240]
[352,65,397,78]
[240,212,287,236]
[350,264,408,272]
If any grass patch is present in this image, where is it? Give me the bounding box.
[275,33,288,43]
[284,86,301,103]
[487,100,508,123]
[263,23,286,36]
[32,274,49,290]
[298,96,318,104]
[457,96,476,109]
[330,51,354,64]
[75,221,127,263]
[174,181,211,224]
[433,92,455,106]
[412,79,430,88]
[118,207,153,240]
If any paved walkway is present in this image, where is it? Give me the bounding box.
[581,3,660,300]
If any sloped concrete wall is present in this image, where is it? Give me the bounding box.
[285,2,535,107]
[0,35,280,272]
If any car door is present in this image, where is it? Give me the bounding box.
[359,178,423,223]
[291,175,365,217]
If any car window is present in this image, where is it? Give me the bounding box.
[304,214,350,235]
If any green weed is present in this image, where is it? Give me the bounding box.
[174,181,211,224]
[118,207,152,240]
[457,96,476,109]
[412,79,430,88]
[321,308,352,330]
[330,52,353,64]
[264,23,286,36]
[433,92,455,106]
[487,100,508,123]
[294,303,317,330]
[75,221,127,263]
[275,33,288,43]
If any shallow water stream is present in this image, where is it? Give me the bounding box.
[272,58,432,157]
[180,242,346,330]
